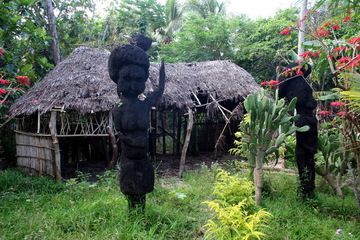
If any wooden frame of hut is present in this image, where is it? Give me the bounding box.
[10,47,259,179]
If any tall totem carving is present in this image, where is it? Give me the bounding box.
[278,63,318,200]
[108,35,165,210]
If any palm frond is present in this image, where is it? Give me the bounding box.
[341,72,360,113]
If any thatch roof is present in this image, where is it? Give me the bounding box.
[10,47,259,116]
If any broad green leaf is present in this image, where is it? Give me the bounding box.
[297,125,310,132]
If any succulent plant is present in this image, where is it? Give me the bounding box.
[231,88,309,205]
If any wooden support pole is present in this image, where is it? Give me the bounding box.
[178,108,194,178]
[107,126,118,168]
[172,110,176,155]
[49,111,61,180]
[176,111,182,155]
[37,111,41,134]
[161,111,166,155]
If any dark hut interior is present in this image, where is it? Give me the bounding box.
[10,47,259,179]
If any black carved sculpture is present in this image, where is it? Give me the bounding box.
[108,35,165,210]
[278,63,318,200]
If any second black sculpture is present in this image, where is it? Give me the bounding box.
[278,63,318,200]
[108,35,165,210]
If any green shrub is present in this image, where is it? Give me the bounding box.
[203,169,271,240]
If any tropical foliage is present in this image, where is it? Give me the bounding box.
[276,0,360,207]
[203,169,271,240]
[1,0,360,238]
[159,14,232,62]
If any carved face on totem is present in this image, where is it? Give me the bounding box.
[117,64,147,98]
[108,44,150,99]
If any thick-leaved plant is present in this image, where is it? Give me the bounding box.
[230,88,309,205]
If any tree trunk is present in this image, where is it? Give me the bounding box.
[324,172,343,198]
[316,167,344,198]
[44,0,61,65]
[178,109,194,178]
[254,150,264,205]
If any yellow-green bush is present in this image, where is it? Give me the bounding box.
[203,170,271,240]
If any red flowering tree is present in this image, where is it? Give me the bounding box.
[279,3,360,205]
[0,47,32,126]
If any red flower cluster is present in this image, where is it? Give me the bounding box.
[332,46,346,53]
[299,51,311,58]
[269,80,279,85]
[330,101,345,107]
[16,76,30,86]
[331,25,340,31]
[318,105,347,118]
[349,55,360,68]
[318,110,331,116]
[316,27,330,37]
[337,111,346,117]
[348,36,360,45]
[0,48,4,57]
[311,50,321,58]
[296,67,304,76]
[299,50,320,59]
[336,55,360,69]
[344,16,351,22]
[337,56,352,64]
[280,27,291,35]
[322,20,337,28]
[0,88,7,95]
[0,79,10,85]
[260,80,279,89]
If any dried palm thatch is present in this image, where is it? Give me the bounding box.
[10,47,259,116]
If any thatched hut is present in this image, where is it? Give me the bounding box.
[10,47,259,178]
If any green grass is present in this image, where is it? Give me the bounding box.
[0,165,359,240]
[262,173,360,240]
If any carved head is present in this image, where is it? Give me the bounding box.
[108,44,150,98]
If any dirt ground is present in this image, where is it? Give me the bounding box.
[154,152,237,176]
[61,152,238,179]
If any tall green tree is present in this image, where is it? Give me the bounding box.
[54,0,101,56]
[186,0,225,18]
[164,0,184,37]
[100,0,166,48]
[232,9,299,82]
[0,0,53,80]
[159,14,232,62]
